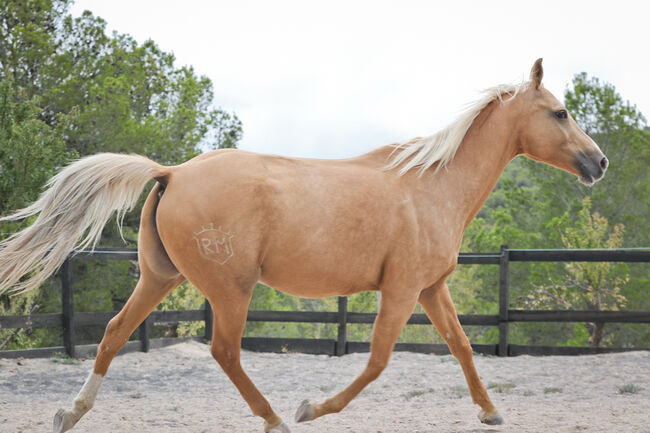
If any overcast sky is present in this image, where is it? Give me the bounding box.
[70,0,649,159]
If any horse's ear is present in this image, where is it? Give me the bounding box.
[530,58,543,89]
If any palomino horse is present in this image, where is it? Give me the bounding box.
[0,59,607,433]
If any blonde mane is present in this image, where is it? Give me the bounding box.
[387,82,526,175]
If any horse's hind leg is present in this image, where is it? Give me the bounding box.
[418,283,503,425]
[200,282,289,433]
[295,290,418,423]
[53,270,184,432]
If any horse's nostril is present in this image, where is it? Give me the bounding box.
[600,157,609,170]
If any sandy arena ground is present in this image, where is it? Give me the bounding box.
[1,341,648,433]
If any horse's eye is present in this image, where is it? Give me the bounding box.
[555,110,568,119]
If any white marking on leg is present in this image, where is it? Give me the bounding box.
[72,372,103,415]
[54,372,103,432]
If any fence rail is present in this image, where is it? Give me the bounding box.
[1,247,649,359]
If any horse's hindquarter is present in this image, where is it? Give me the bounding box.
[155,149,438,297]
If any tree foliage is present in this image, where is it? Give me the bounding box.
[0,75,68,215]
[1,1,243,165]
[0,0,243,349]
[523,199,629,347]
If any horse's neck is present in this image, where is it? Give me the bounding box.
[417,104,519,232]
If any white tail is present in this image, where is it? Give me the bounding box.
[0,153,168,295]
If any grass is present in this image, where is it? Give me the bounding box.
[449,385,469,399]
[319,384,334,393]
[487,382,516,393]
[618,384,642,394]
[438,355,459,364]
[543,387,563,394]
[403,388,435,401]
[129,392,144,399]
[50,353,81,365]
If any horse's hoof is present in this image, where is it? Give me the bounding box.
[53,409,76,433]
[53,409,65,433]
[478,409,504,425]
[295,399,315,423]
[265,421,291,433]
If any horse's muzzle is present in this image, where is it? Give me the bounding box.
[575,151,608,186]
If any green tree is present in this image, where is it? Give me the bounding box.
[0,75,69,215]
[157,282,206,338]
[0,0,244,349]
[0,0,69,97]
[0,74,69,350]
[1,1,243,165]
[523,198,629,347]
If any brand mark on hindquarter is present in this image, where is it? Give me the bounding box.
[193,223,234,265]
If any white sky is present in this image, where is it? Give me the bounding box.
[70,0,650,159]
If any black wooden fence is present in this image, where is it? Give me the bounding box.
[1,247,648,359]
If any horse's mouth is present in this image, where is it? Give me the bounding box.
[575,151,607,187]
[578,174,595,186]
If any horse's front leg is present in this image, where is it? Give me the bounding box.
[295,290,418,423]
[418,283,504,425]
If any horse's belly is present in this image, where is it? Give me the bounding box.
[259,254,380,298]
[258,277,377,298]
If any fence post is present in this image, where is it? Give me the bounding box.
[61,258,75,358]
[139,316,151,352]
[204,298,213,342]
[336,296,348,356]
[498,245,510,357]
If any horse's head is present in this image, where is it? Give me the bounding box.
[516,58,608,185]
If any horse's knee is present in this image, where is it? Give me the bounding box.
[448,336,473,359]
[365,357,389,381]
[210,344,239,369]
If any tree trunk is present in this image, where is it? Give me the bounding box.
[165,323,179,338]
[588,322,605,347]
